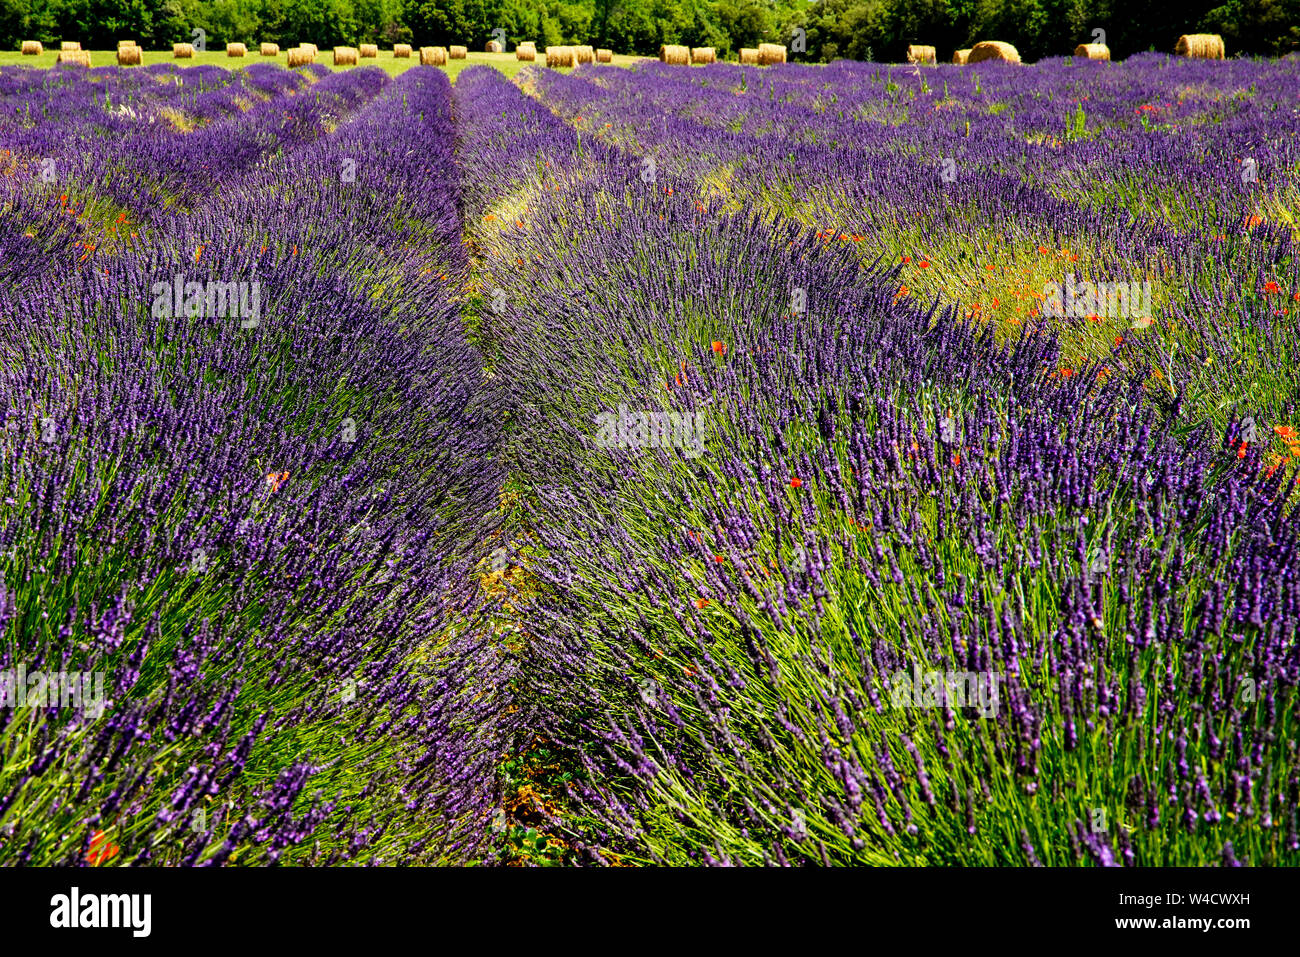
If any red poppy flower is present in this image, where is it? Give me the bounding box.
[711,341,726,354]
[789,477,802,488]
[1264,281,1281,295]
[87,831,119,866]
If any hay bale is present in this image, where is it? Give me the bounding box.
[118,40,137,50]
[597,48,612,63]
[359,43,378,58]
[393,43,412,58]
[300,43,317,56]
[952,49,970,64]
[56,50,91,67]
[419,46,448,66]
[334,46,358,66]
[659,44,690,65]
[21,40,42,56]
[575,45,595,64]
[907,44,936,64]
[449,45,467,59]
[692,47,716,64]
[516,41,536,61]
[260,43,279,56]
[60,41,81,52]
[546,46,576,68]
[1174,34,1225,59]
[757,43,786,65]
[227,43,247,58]
[117,45,142,66]
[286,47,314,67]
[486,40,503,53]
[1073,43,1109,60]
[739,47,759,65]
[173,43,193,59]
[967,40,1021,64]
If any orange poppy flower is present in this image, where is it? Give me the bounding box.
[713,555,725,563]
[918,260,930,269]
[1037,245,1049,254]
[1275,425,1298,440]
[711,341,726,354]
[694,598,709,609]
[1264,281,1281,295]
[266,471,290,492]
[1238,443,1249,459]
[789,477,802,488]
[87,831,119,866]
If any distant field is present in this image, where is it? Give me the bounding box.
[0,47,651,79]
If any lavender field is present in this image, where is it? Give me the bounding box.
[1,54,1298,868]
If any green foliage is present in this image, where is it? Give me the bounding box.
[2,0,1298,64]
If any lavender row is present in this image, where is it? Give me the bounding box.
[0,66,508,865]
[456,66,1299,865]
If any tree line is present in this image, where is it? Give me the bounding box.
[2,0,1296,60]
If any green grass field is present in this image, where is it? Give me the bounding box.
[0,47,651,79]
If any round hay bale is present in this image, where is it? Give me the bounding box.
[300,43,317,56]
[1174,34,1225,59]
[738,47,759,65]
[173,43,194,59]
[286,47,314,67]
[260,43,280,56]
[952,48,970,64]
[226,43,247,58]
[757,43,786,65]
[56,50,91,67]
[449,45,467,59]
[359,43,378,58]
[907,44,936,64]
[393,43,412,58]
[486,40,503,53]
[575,45,595,64]
[516,41,536,61]
[21,41,43,56]
[546,46,576,68]
[419,46,448,66]
[117,40,137,50]
[117,45,142,66]
[60,41,81,52]
[1073,43,1109,60]
[659,44,689,65]
[596,48,612,63]
[967,40,1021,64]
[691,47,716,64]
[334,46,358,66]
